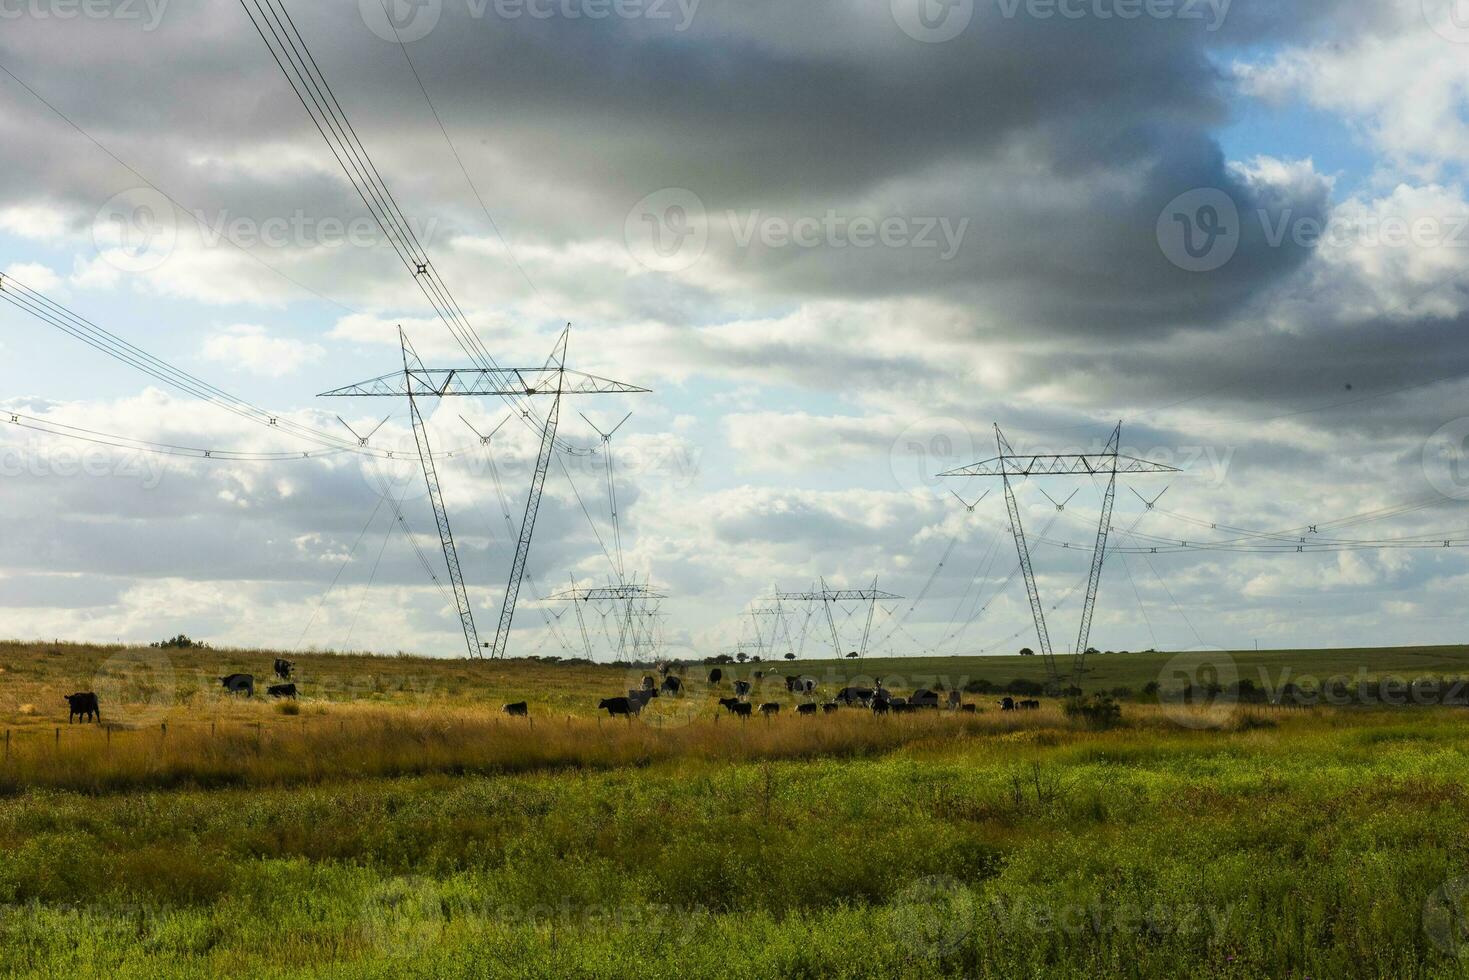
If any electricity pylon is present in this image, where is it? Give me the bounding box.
[770,579,902,660]
[941,422,1179,691]
[320,327,648,658]
[546,582,669,660]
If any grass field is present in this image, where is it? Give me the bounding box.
[5,640,1469,976]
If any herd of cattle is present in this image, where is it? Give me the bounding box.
[571,668,1045,720]
[63,659,301,723]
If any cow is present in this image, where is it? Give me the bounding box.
[220,674,254,698]
[796,703,817,716]
[893,702,919,714]
[960,704,978,714]
[502,701,528,717]
[599,697,636,718]
[718,697,744,713]
[753,671,763,679]
[998,696,1016,711]
[64,692,99,724]
[835,686,875,706]
[911,689,941,709]
[871,697,891,715]
[640,676,656,693]
[733,680,752,698]
[822,702,840,714]
[267,683,297,699]
[1020,699,1041,710]
[890,697,908,708]
[660,675,682,695]
[731,701,752,718]
[759,703,781,716]
[795,677,817,696]
[273,658,294,681]
[947,690,962,710]
[785,675,798,693]
[627,690,655,710]
[708,668,723,685]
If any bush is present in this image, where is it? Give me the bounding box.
[275,701,301,715]
[1063,694,1122,730]
[151,634,207,650]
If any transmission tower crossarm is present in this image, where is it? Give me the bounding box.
[401,333,480,658]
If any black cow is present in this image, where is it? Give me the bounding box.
[998,696,1016,711]
[911,689,941,709]
[267,683,297,699]
[835,686,875,706]
[600,697,636,718]
[220,674,254,697]
[640,676,656,693]
[708,668,723,685]
[759,703,781,716]
[796,703,817,716]
[822,702,840,713]
[960,704,978,713]
[947,690,962,709]
[273,658,294,681]
[718,697,744,713]
[64,692,100,723]
[785,675,798,692]
[660,675,682,695]
[732,701,752,718]
[1020,699,1041,710]
[733,680,752,698]
[871,697,891,715]
[502,701,528,716]
[627,690,655,711]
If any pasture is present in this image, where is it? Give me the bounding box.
[4,641,1469,976]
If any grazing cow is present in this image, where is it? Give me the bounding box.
[732,701,752,718]
[947,690,962,710]
[502,701,528,717]
[660,675,682,695]
[890,697,908,707]
[220,673,254,698]
[599,697,636,718]
[267,683,298,699]
[273,658,294,681]
[640,676,656,693]
[64,692,100,724]
[627,690,655,711]
[753,671,763,679]
[759,702,781,716]
[1020,699,1041,710]
[911,689,941,709]
[960,704,978,714]
[708,668,723,685]
[718,697,744,713]
[998,696,1016,711]
[835,686,875,706]
[822,702,840,714]
[796,703,817,716]
[733,680,752,698]
[871,697,891,715]
[893,702,919,714]
[794,677,817,696]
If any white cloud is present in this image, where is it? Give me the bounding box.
[3,261,62,292]
[200,324,324,377]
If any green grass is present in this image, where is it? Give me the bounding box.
[5,641,1469,976]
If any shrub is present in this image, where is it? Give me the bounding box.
[1063,694,1122,730]
[275,701,301,716]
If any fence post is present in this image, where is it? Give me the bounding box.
[4,730,9,759]
[55,727,60,747]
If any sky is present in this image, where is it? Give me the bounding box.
[2,0,1469,660]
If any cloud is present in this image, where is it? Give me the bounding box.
[201,324,325,377]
